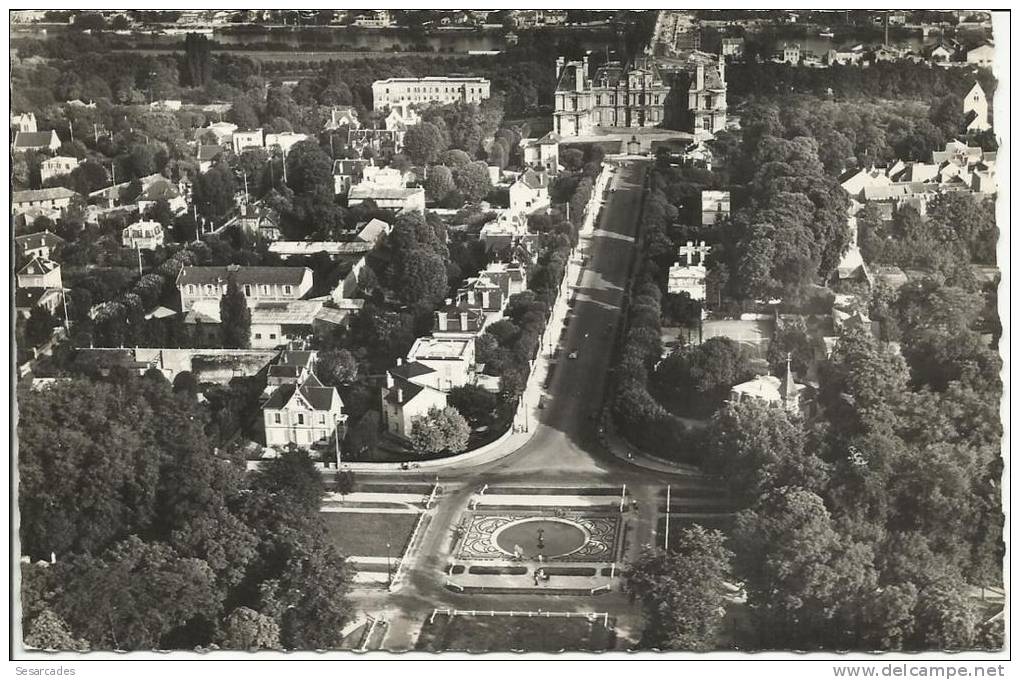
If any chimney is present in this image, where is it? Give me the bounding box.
[556,56,565,80]
[482,290,491,308]
[460,312,469,330]
[575,61,584,92]
[696,64,705,92]
[582,54,589,84]
[396,357,403,366]
[437,311,448,331]
[386,371,394,388]
[396,387,403,403]
[718,53,725,83]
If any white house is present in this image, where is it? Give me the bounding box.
[195,121,238,147]
[177,265,313,311]
[380,364,448,439]
[136,177,188,216]
[263,373,346,448]
[966,42,995,68]
[11,187,78,218]
[963,81,990,132]
[324,106,360,131]
[667,241,710,301]
[348,183,426,212]
[700,190,730,226]
[122,220,166,251]
[232,129,265,154]
[39,156,80,183]
[405,336,476,391]
[729,360,810,416]
[521,131,560,175]
[17,257,62,290]
[265,132,309,155]
[508,168,550,217]
[11,112,37,133]
[781,43,801,64]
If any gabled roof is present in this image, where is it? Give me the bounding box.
[19,256,60,276]
[15,231,65,251]
[390,360,436,382]
[356,218,391,244]
[13,130,57,148]
[15,287,61,309]
[12,187,78,204]
[278,349,315,368]
[177,266,310,287]
[263,378,339,412]
[197,144,224,162]
[518,168,548,191]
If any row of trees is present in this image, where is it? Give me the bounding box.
[19,372,353,650]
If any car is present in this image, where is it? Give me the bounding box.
[568,351,578,359]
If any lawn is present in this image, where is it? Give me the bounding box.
[415,613,616,653]
[322,512,420,559]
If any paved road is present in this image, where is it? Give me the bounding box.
[346,160,724,651]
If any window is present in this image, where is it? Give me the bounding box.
[319,414,326,424]
[244,284,252,296]
[283,285,293,295]
[270,333,277,340]
[297,414,305,425]
[205,284,214,295]
[255,333,262,340]
[187,284,196,295]
[260,285,269,295]
[274,413,281,424]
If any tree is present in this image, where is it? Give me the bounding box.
[219,274,251,349]
[910,578,977,650]
[653,337,754,416]
[394,249,448,307]
[453,161,493,203]
[447,385,499,431]
[193,165,238,222]
[219,607,281,650]
[424,164,455,203]
[703,401,828,505]
[409,406,470,455]
[144,197,174,227]
[53,536,221,650]
[316,349,358,386]
[625,527,732,650]
[184,33,213,87]
[249,446,325,521]
[23,610,90,652]
[402,122,446,165]
[285,140,333,199]
[25,306,56,348]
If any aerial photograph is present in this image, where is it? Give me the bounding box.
[10,7,1005,663]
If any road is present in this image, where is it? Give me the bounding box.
[346,160,722,650]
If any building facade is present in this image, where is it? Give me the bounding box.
[553,56,670,137]
[372,77,491,110]
[177,265,313,311]
[122,220,166,250]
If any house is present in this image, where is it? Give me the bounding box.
[17,257,62,290]
[721,37,744,58]
[11,112,37,133]
[266,349,317,389]
[385,102,422,132]
[39,156,80,183]
[348,128,403,155]
[434,300,487,337]
[521,132,560,175]
[122,220,166,251]
[11,187,78,218]
[195,121,238,146]
[263,373,346,448]
[15,231,65,260]
[13,130,60,153]
[232,129,265,154]
[356,218,392,245]
[136,177,188,216]
[781,43,801,64]
[509,168,550,217]
[150,99,182,111]
[553,55,671,136]
[15,287,64,319]
[197,144,225,173]
[827,44,866,65]
[177,265,313,311]
[405,336,476,391]
[348,182,426,212]
[380,362,449,439]
[701,190,730,226]
[372,76,491,111]
[185,296,356,349]
[324,106,360,131]
[269,241,373,261]
[729,359,811,416]
[333,158,371,195]
[966,42,995,68]
[237,203,282,240]
[265,132,309,155]
[353,9,392,28]
[923,41,958,63]
[963,81,990,132]
[667,241,710,301]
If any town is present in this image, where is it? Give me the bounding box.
[12,9,1003,657]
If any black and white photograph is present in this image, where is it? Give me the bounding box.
[8,6,1009,669]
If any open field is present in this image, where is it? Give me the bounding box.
[415,612,617,652]
[322,511,420,558]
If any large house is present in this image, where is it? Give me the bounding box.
[324,106,360,131]
[237,203,282,241]
[15,231,65,260]
[137,177,188,215]
[40,156,80,183]
[17,256,63,290]
[348,181,425,212]
[195,121,238,146]
[667,241,710,301]
[232,129,265,154]
[553,55,670,136]
[380,361,449,439]
[372,76,491,110]
[729,360,811,416]
[177,265,313,311]
[11,187,78,219]
[508,168,550,217]
[333,158,371,195]
[13,129,60,153]
[122,220,166,251]
[11,112,37,133]
[521,132,560,175]
[263,369,346,449]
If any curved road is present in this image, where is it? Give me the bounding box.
[347,160,723,650]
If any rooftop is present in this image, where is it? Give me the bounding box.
[178,266,310,287]
[12,187,78,204]
[408,335,473,361]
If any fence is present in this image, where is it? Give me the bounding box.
[430,609,610,627]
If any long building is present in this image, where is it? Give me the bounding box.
[372,76,491,111]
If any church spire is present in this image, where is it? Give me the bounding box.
[782,352,797,399]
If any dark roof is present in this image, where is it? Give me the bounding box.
[15,287,59,309]
[14,131,56,148]
[520,168,549,190]
[269,365,303,379]
[15,231,65,251]
[197,144,224,162]
[390,361,436,381]
[263,380,337,411]
[177,266,309,287]
[279,350,315,367]
[140,179,181,201]
[12,187,78,204]
[19,256,59,276]
[384,376,425,405]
